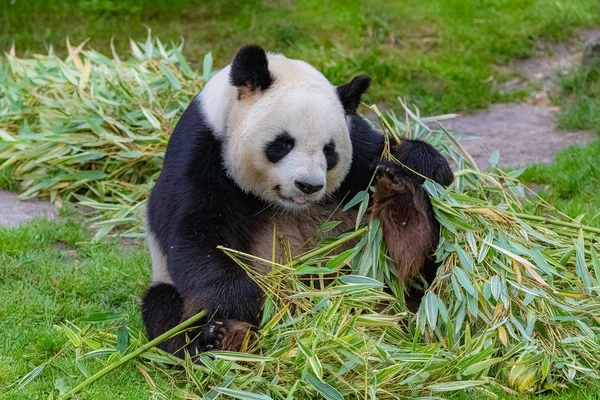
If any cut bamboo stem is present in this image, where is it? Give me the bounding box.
[60,310,207,399]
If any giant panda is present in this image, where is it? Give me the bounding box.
[141,45,453,357]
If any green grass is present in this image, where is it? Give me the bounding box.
[0,217,153,398]
[453,385,600,400]
[522,61,600,227]
[556,59,600,133]
[521,141,600,227]
[2,0,600,113]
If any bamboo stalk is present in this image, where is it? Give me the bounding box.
[289,226,369,267]
[510,212,600,236]
[60,310,207,399]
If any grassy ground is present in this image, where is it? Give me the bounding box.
[0,217,151,398]
[2,217,600,399]
[2,0,600,113]
[521,61,600,226]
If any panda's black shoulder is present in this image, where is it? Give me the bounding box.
[335,115,384,199]
[146,96,259,253]
[393,139,454,186]
[158,95,217,173]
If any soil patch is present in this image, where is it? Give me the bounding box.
[441,104,596,169]
[0,190,57,227]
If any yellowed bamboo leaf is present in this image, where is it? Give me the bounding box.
[78,57,92,90]
[498,325,508,346]
[66,36,84,73]
[486,241,548,287]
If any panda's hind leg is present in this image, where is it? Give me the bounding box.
[141,283,189,356]
[141,283,217,357]
[141,283,210,357]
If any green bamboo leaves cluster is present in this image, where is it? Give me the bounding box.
[0,35,209,238]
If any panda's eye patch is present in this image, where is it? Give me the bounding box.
[266,133,295,163]
[324,141,338,170]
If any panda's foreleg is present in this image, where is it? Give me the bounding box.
[165,228,264,353]
[371,139,453,308]
[386,139,454,187]
[372,162,436,283]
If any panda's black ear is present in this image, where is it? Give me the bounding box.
[337,75,371,115]
[230,45,273,97]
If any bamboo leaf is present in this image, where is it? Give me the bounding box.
[425,291,439,329]
[463,358,503,376]
[117,325,129,355]
[427,380,486,392]
[15,364,45,389]
[454,267,477,297]
[203,51,213,81]
[343,190,368,211]
[455,245,475,273]
[575,231,592,289]
[210,387,273,400]
[485,242,547,287]
[304,373,343,400]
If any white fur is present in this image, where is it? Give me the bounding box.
[199,52,353,209]
[147,231,172,284]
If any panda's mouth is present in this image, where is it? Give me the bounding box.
[274,185,312,206]
[278,194,310,205]
[282,196,308,204]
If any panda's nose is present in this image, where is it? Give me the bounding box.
[295,180,324,195]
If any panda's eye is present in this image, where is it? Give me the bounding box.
[266,133,295,163]
[324,141,338,170]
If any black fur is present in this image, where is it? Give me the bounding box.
[334,115,384,200]
[229,45,273,91]
[324,141,338,170]
[336,75,371,115]
[141,283,198,356]
[144,98,265,354]
[265,132,295,163]
[392,139,454,186]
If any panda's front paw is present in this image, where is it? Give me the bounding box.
[375,160,404,184]
[196,319,253,352]
[196,320,228,352]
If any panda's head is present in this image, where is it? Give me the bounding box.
[200,45,370,209]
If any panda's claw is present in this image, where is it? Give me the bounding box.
[376,161,403,183]
[192,319,254,353]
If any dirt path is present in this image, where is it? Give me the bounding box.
[442,104,595,168]
[444,28,600,169]
[0,190,57,227]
